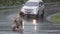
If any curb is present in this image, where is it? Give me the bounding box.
[46,12,60,23]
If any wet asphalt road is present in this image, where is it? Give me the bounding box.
[0,8,44,34]
[43,2,60,30]
[0,2,60,34]
[0,13,60,34]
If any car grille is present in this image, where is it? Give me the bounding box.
[25,9,33,13]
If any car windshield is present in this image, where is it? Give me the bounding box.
[25,2,38,6]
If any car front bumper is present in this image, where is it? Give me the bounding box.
[21,14,37,18]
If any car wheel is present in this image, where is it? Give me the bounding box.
[34,11,39,19]
[41,10,44,16]
[37,10,40,18]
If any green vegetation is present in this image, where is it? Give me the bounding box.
[0,0,60,6]
[0,8,15,10]
[0,8,7,10]
[43,0,60,3]
[51,14,60,23]
[0,0,28,6]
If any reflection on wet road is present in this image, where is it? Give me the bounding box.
[1,13,60,34]
[23,18,38,32]
[33,19,37,31]
[0,13,44,34]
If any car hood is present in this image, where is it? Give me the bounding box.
[22,6,38,10]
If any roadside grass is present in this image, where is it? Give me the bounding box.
[0,7,21,10]
[0,8,15,10]
[0,7,20,15]
[0,5,23,10]
[0,8,18,10]
[51,14,60,23]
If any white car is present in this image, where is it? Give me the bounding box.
[20,0,45,18]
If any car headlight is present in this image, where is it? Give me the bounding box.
[34,11,36,14]
[33,9,37,14]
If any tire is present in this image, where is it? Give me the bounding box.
[37,10,40,18]
[41,10,44,16]
[34,11,39,19]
